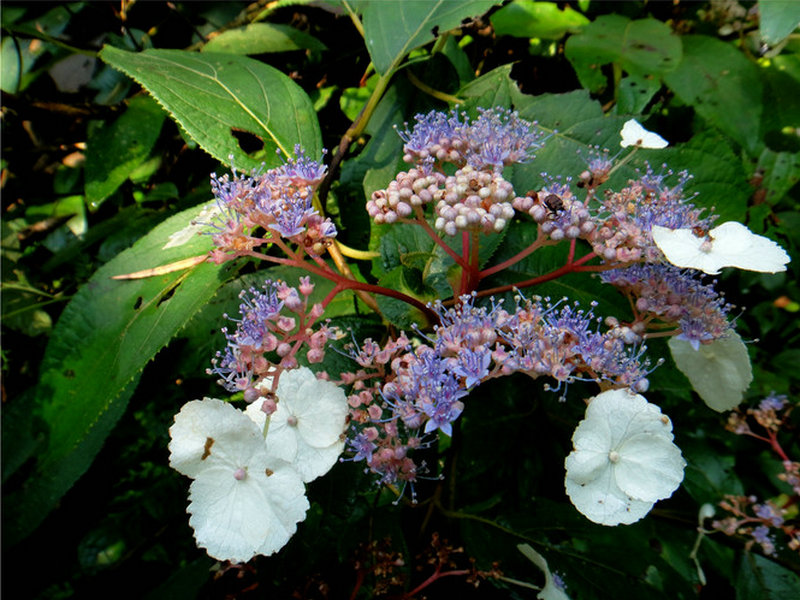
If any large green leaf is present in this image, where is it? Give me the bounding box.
[758,0,800,45]
[84,94,166,210]
[458,63,526,109]
[361,0,498,75]
[737,552,800,599]
[564,15,682,93]
[491,0,589,40]
[655,131,749,223]
[99,47,322,170]
[6,203,233,544]
[663,35,763,154]
[201,23,327,55]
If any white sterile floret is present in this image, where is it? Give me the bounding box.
[246,366,348,483]
[668,332,752,412]
[564,389,686,526]
[169,398,309,563]
[162,203,221,249]
[619,119,668,149]
[517,544,571,600]
[652,222,790,275]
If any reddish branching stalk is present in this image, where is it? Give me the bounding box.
[245,250,437,323]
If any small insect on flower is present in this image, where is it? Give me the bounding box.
[543,193,564,215]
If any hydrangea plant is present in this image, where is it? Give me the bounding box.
[6,2,799,597]
[162,110,788,563]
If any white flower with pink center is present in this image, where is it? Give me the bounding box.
[565,389,685,526]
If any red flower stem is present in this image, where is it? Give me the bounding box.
[473,250,601,299]
[402,569,471,599]
[479,234,549,279]
[411,207,468,268]
[767,430,791,462]
[270,236,304,263]
[246,250,436,322]
[349,569,366,600]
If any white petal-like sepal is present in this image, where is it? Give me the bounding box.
[246,366,348,482]
[188,456,308,563]
[565,389,686,526]
[620,119,668,149]
[169,398,310,562]
[162,203,221,249]
[668,332,752,412]
[652,222,790,275]
[169,398,264,478]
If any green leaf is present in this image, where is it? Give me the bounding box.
[491,0,589,40]
[340,74,377,122]
[663,35,762,154]
[758,0,800,45]
[458,63,526,108]
[564,15,681,93]
[370,222,435,279]
[99,47,321,170]
[84,95,166,211]
[375,266,433,329]
[440,35,474,86]
[616,73,661,115]
[201,23,327,54]
[757,149,800,205]
[653,131,749,223]
[359,79,413,199]
[4,378,137,546]
[7,204,233,544]
[680,440,744,504]
[512,89,619,191]
[737,552,800,599]
[0,3,81,93]
[362,0,499,75]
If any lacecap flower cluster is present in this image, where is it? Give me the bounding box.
[167,108,789,563]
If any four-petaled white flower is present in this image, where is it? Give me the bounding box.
[246,366,348,483]
[652,222,790,275]
[565,389,686,526]
[620,119,668,149]
[169,398,309,563]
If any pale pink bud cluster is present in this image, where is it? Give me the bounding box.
[512,184,595,242]
[433,166,516,235]
[367,168,446,224]
[209,277,339,397]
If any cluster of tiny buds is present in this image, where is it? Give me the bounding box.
[337,293,655,488]
[434,166,516,235]
[576,146,613,190]
[713,393,800,555]
[512,183,595,241]
[208,277,338,396]
[367,168,445,224]
[712,495,792,556]
[207,147,337,261]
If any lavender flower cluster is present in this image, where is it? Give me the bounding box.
[341,293,653,488]
[207,146,336,262]
[209,277,337,399]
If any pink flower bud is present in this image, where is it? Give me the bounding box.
[306,348,324,363]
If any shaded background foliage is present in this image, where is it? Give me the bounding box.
[2,1,799,598]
